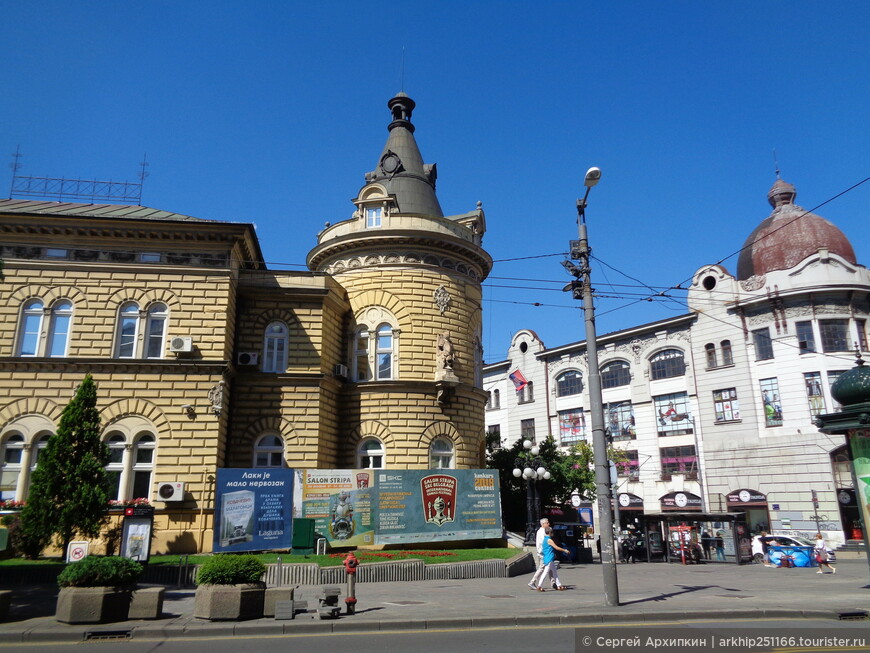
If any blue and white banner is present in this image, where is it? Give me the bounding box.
[213,468,294,552]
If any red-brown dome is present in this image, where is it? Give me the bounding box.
[736,179,856,280]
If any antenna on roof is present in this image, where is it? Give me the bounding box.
[772,148,781,179]
[9,145,23,198]
[9,155,146,205]
[138,154,149,204]
[400,46,406,92]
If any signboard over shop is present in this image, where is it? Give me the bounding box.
[726,488,767,507]
[660,491,703,511]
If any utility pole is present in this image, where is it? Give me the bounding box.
[563,167,620,606]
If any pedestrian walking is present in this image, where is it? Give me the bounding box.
[814,533,836,574]
[527,517,557,590]
[536,526,569,591]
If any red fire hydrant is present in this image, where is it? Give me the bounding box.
[343,552,359,615]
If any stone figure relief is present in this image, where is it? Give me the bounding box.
[437,332,455,371]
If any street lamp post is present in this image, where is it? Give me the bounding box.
[563,167,620,607]
[512,439,551,545]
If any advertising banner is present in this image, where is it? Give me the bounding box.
[213,468,293,552]
[296,469,375,547]
[373,469,502,545]
[849,430,870,548]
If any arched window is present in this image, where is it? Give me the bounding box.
[720,340,733,366]
[351,310,399,382]
[0,434,25,501]
[144,303,168,359]
[263,321,289,373]
[601,360,631,389]
[253,434,285,467]
[47,300,73,357]
[487,389,501,410]
[131,434,155,500]
[18,299,45,356]
[430,438,454,469]
[704,343,717,369]
[376,324,393,379]
[650,349,686,380]
[357,438,385,469]
[518,380,534,404]
[556,370,583,397]
[116,302,140,358]
[105,434,127,500]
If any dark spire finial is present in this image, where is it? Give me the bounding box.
[772,148,781,179]
[387,93,416,133]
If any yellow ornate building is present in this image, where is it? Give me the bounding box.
[0,93,492,553]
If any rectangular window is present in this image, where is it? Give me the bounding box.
[47,314,70,357]
[520,418,535,441]
[760,377,783,426]
[828,370,846,411]
[819,318,850,352]
[486,425,501,449]
[753,327,774,360]
[804,372,826,416]
[795,321,816,354]
[605,401,636,441]
[558,408,586,445]
[660,445,697,476]
[857,319,868,353]
[517,381,534,404]
[654,392,693,436]
[139,252,161,263]
[712,388,740,422]
[365,207,382,228]
[44,248,68,258]
[616,450,639,477]
[20,312,42,357]
[486,389,500,410]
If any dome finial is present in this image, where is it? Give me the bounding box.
[767,177,796,208]
[772,148,781,179]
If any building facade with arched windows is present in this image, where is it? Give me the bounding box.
[484,178,869,549]
[0,93,491,553]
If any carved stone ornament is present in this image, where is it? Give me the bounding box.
[434,286,452,315]
[740,275,766,292]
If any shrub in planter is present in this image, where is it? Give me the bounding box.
[58,555,143,588]
[55,556,144,624]
[194,554,266,621]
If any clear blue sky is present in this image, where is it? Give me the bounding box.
[3,2,868,362]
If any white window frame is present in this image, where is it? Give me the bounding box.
[144,304,168,359]
[429,437,454,469]
[351,310,399,382]
[263,321,289,373]
[365,206,383,228]
[46,300,73,357]
[116,302,140,358]
[115,302,168,359]
[0,433,25,501]
[357,438,385,469]
[253,434,285,468]
[130,434,155,500]
[18,299,45,357]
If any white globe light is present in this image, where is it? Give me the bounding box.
[523,439,532,450]
[512,468,522,478]
[523,467,533,478]
[530,446,540,456]
[537,466,546,477]
[543,471,552,480]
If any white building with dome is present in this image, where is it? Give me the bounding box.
[484,178,869,548]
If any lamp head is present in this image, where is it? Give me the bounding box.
[584,167,601,188]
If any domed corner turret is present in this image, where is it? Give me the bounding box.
[736,178,857,281]
[831,352,870,408]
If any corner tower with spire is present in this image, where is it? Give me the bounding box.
[307,93,493,469]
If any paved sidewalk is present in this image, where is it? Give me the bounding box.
[1,558,868,643]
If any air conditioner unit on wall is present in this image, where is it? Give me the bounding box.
[169,336,193,353]
[237,352,259,366]
[334,364,348,378]
[156,481,185,502]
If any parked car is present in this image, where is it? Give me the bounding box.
[762,534,836,562]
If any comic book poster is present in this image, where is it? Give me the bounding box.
[374,469,502,544]
[213,468,294,552]
[298,469,375,547]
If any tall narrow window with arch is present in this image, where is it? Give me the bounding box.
[263,322,289,372]
[601,360,631,389]
[47,300,74,357]
[115,302,169,359]
[17,299,45,356]
[104,431,157,501]
[0,433,25,500]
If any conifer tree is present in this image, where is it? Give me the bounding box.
[19,374,110,557]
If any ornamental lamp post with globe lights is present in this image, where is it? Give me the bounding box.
[512,439,551,545]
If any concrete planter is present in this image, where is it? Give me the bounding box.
[55,586,132,624]
[194,582,266,621]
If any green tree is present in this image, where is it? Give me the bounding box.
[19,374,110,557]
[486,432,626,533]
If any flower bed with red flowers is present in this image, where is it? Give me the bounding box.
[328,550,459,562]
